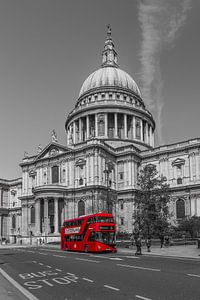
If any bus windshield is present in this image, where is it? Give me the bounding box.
[89,232,115,245]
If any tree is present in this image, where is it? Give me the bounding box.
[177,216,200,238]
[133,164,171,238]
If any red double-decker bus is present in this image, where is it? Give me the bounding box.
[60,212,116,253]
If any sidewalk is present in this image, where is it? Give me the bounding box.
[117,244,200,259]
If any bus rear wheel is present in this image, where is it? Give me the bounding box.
[84,245,88,253]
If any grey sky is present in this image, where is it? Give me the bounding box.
[0,0,199,178]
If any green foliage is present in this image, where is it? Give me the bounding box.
[134,164,171,238]
[177,216,200,238]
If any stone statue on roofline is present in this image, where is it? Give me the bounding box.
[37,144,42,154]
[51,129,58,143]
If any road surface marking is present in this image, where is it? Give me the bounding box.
[0,267,39,300]
[109,257,123,260]
[39,263,44,265]
[82,277,94,282]
[123,256,139,259]
[53,254,65,258]
[187,273,200,278]
[104,284,120,291]
[27,251,35,253]
[46,266,52,268]
[75,258,100,263]
[116,264,160,272]
[32,261,37,263]
[55,269,62,272]
[38,252,48,255]
[136,295,152,300]
[67,272,75,276]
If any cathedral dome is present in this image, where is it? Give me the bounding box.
[78,25,141,99]
[79,66,141,98]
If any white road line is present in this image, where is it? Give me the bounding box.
[46,265,52,268]
[82,277,94,283]
[53,254,65,258]
[38,263,44,265]
[123,256,139,259]
[136,295,152,300]
[75,258,100,263]
[109,257,123,260]
[67,272,75,276]
[187,273,200,278]
[0,267,39,300]
[32,261,37,263]
[104,284,120,291]
[26,251,35,253]
[117,264,160,272]
[55,268,62,272]
[38,252,48,255]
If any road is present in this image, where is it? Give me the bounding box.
[0,247,200,300]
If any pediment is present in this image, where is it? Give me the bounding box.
[35,142,70,161]
[172,158,185,167]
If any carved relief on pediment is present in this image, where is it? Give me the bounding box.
[49,148,59,156]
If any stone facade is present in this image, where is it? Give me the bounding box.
[1,29,200,244]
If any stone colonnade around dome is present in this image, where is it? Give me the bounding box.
[66,112,154,147]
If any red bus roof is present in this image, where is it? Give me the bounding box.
[63,212,113,223]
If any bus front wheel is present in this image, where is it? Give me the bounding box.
[84,245,88,253]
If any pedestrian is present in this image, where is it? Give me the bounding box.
[135,236,142,255]
[160,234,164,248]
[165,235,169,247]
[146,236,151,252]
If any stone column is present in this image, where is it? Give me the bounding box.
[73,122,76,144]
[95,114,98,137]
[140,119,143,142]
[0,215,2,239]
[79,118,82,142]
[0,187,2,206]
[124,161,127,187]
[54,198,59,234]
[132,116,136,139]
[105,113,108,138]
[124,114,127,139]
[21,202,28,237]
[196,153,200,180]
[64,199,68,220]
[86,115,89,139]
[114,113,118,137]
[44,198,49,235]
[189,154,193,181]
[146,123,149,144]
[149,126,152,146]
[35,199,41,235]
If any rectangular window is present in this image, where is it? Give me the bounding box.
[120,218,124,225]
[52,166,59,183]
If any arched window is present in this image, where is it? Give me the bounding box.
[12,215,16,229]
[176,199,185,219]
[79,178,83,186]
[78,200,85,217]
[52,165,59,183]
[30,206,35,224]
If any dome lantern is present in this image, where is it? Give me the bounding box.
[101,25,118,68]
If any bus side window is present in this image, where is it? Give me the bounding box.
[88,232,95,241]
